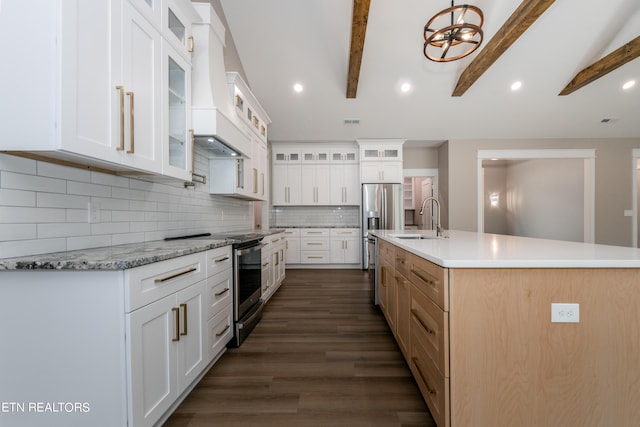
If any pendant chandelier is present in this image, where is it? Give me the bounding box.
[423,1,484,62]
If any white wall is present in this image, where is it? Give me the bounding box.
[0,149,254,258]
[505,158,584,242]
[483,164,508,235]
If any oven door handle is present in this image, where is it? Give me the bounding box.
[237,300,264,330]
[235,243,266,256]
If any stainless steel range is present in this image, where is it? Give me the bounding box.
[164,232,265,347]
[228,236,264,347]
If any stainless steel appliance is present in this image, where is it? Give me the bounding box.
[229,236,265,347]
[361,183,403,270]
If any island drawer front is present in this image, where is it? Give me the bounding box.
[125,252,207,312]
[411,284,449,376]
[379,239,395,261]
[408,253,448,311]
[206,246,232,277]
[205,269,232,320]
[395,247,409,278]
[206,303,233,362]
[411,336,450,427]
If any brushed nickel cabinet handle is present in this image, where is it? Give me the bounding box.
[115,86,125,151]
[215,324,230,337]
[154,267,197,283]
[180,303,188,336]
[412,357,437,395]
[214,287,230,296]
[188,35,194,53]
[126,91,135,154]
[172,307,180,342]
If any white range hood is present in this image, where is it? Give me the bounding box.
[191,3,251,158]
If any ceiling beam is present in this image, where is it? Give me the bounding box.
[559,36,640,96]
[346,0,371,99]
[452,0,556,97]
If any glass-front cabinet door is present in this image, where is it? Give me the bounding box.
[164,42,192,180]
[164,0,196,59]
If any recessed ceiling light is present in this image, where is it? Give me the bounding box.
[510,81,522,91]
[623,80,636,90]
[293,83,304,93]
[400,82,411,93]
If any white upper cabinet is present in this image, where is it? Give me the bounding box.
[357,139,405,183]
[0,0,197,180]
[164,0,198,60]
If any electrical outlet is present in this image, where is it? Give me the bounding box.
[88,202,101,224]
[551,303,579,323]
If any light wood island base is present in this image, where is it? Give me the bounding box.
[379,239,640,427]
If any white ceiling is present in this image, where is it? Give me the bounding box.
[219,0,640,144]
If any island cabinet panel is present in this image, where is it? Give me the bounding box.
[448,268,640,427]
[394,247,411,361]
[407,252,448,311]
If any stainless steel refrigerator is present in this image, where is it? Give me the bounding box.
[361,183,403,270]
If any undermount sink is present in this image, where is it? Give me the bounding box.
[389,233,445,240]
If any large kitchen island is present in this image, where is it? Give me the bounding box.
[371,230,640,427]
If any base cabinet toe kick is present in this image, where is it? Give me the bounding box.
[377,238,640,427]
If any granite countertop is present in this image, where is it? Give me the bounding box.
[0,238,233,271]
[0,228,288,271]
[372,229,640,268]
[277,225,360,228]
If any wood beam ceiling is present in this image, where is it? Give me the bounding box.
[559,36,640,96]
[346,0,371,99]
[452,0,556,97]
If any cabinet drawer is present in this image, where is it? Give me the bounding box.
[411,337,450,427]
[206,246,232,277]
[300,251,330,264]
[395,247,409,278]
[284,228,301,237]
[408,252,448,311]
[329,228,359,237]
[411,284,449,376]
[379,239,396,263]
[204,270,232,320]
[301,239,329,251]
[301,228,330,237]
[206,304,233,362]
[125,252,206,312]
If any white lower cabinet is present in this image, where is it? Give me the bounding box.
[0,246,233,427]
[329,228,361,264]
[127,281,205,427]
[262,232,286,302]
[284,229,301,264]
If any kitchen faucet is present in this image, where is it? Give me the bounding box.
[419,197,443,237]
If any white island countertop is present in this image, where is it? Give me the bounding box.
[371,230,640,268]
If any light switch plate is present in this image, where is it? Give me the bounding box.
[551,303,579,323]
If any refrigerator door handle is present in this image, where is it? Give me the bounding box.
[382,187,387,229]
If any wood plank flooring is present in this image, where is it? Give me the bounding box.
[164,269,435,427]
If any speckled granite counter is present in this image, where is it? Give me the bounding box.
[0,238,231,270]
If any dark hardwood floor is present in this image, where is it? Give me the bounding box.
[164,269,435,427]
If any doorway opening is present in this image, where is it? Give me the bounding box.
[477,149,595,243]
[404,168,438,230]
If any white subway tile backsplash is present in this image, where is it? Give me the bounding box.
[37,193,89,209]
[2,171,66,193]
[67,235,111,252]
[0,189,36,207]
[0,153,37,175]
[91,222,130,235]
[0,224,37,241]
[0,238,66,259]
[67,181,111,198]
[38,223,90,238]
[37,161,91,182]
[0,207,66,223]
[0,156,254,257]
